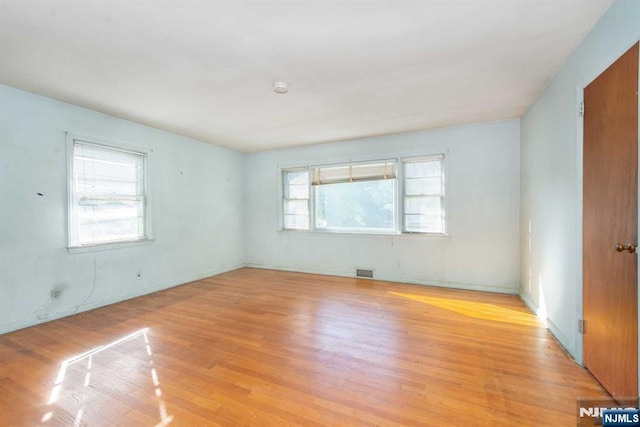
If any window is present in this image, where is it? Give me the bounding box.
[402,154,445,233]
[282,168,310,230]
[312,161,396,232]
[281,155,445,235]
[68,136,150,248]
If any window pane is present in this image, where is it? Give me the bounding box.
[403,156,445,234]
[74,157,141,185]
[285,183,309,200]
[74,148,143,197]
[404,214,443,233]
[285,170,309,186]
[284,199,309,215]
[78,218,144,244]
[283,169,310,230]
[76,176,140,196]
[315,179,395,231]
[405,161,440,178]
[284,214,309,230]
[404,196,441,215]
[405,177,441,196]
[72,141,147,246]
[77,199,144,244]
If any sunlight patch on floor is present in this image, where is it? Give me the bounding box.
[41,328,174,426]
[388,292,541,327]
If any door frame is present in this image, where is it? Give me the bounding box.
[576,38,640,398]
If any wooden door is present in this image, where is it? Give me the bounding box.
[583,42,639,402]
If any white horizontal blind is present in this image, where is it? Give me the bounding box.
[71,141,147,245]
[311,161,396,186]
[282,168,310,230]
[403,154,445,233]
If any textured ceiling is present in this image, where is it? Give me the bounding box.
[0,0,612,152]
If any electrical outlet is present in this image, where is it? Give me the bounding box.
[50,287,62,300]
[136,271,142,280]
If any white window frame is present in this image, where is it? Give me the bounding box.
[279,154,447,236]
[401,154,446,235]
[66,133,154,253]
[312,159,398,234]
[282,167,311,231]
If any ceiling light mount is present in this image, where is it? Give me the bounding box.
[273,81,288,94]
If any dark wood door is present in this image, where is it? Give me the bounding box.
[583,43,638,402]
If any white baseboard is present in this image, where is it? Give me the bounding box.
[244,263,519,295]
[545,316,579,364]
[519,291,539,317]
[0,263,244,335]
[519,290,579,364]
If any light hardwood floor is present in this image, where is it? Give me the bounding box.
[0,268,609,426]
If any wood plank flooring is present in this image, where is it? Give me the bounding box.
[0,268,610,426]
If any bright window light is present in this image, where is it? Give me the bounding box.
[403,154,445,233]
[315,179,395,232]
[282,168,310,230]
[280,155,445,235]
[68,136,150,247]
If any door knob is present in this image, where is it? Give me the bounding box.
[615,243,637,253]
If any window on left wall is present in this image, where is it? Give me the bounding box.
[68,135,151,249]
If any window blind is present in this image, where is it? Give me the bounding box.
[72,140,146,245]
[401,153,444,163]
[311,161,397,186]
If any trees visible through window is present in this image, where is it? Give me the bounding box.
[313,162,396,232]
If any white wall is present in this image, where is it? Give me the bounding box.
[0,84,244,333]
[244,119,520,293]
[520,0,640,362]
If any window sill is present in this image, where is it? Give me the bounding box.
[68,238,155,254]
[278,229,450,239]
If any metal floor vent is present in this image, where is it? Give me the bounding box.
[355,268,374,279]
